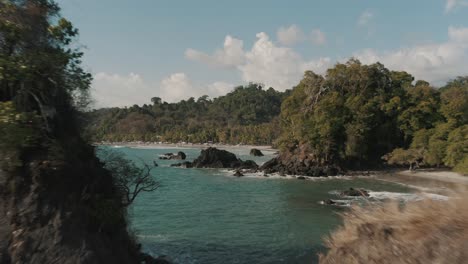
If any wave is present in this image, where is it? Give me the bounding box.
[368,191,449,202]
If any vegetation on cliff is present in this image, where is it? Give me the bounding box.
[0,1,148,262]
[276,61,467,174]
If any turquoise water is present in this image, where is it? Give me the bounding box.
[107,146,413,264]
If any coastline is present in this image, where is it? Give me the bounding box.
[374,169,468,195]
[95,141,278,153]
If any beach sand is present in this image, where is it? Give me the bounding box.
[96,142,278,152]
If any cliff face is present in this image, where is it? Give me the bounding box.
[0,140,140,264]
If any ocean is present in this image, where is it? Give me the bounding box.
[102,145,434,264]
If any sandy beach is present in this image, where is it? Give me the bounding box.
[96,142,278,153]
[375,169,468,195]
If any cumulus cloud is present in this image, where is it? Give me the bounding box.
[159,73,197,102]
[92,72,154,108]
[92,72,234,108]
[185,35,245,68]
[310,29,326,45]
[239,32,331,90]
[186,32,332,91]
[357,10,374,26]
[276,24,305,46]
[353,26,468,85]
[207,81,235,95]
[445,0,468,13]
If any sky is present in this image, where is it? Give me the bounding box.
[55,0,468,108]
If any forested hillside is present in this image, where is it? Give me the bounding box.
[86,60,467,174]
[274,60,467,174]
[85,84,289,145]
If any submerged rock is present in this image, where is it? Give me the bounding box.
[233,170,244,177]
[170,161,193,168]
[159,151,186,160]
[250,148,264,156]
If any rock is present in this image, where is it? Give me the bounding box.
[250,148,264,156]
[140,253,172,264]
[176,151,186,160]
[191,147,258,169]
[158,151,186,160]
[340,188,370,197]
[297,176,306,180]
[238,160,259,170]
[170,161,192,168]
[233,170,244,177]
[322,199,336,205]
[260,154,344,177]
[320,199,348,206]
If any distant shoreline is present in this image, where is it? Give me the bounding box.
[94,141,278,153]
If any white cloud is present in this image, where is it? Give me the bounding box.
[159,73,197,102]
[92,72,234,107]
[185,35,245,68]
[445,0,468,13]
[207,81,235,95]
[92,72,154,108]
[357,10,374,26]
[353,26,468,85]
[239,32,331,90]
[310,29,326,45]
[276,24,305,46]
[186,32,332,91]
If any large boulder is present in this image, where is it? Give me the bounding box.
[250,148,264,156]
[191,147,258,169]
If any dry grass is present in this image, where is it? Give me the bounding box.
[319,193,468,264]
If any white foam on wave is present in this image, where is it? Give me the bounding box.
[368,191,449,202]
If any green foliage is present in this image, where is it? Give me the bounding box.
[86,84,288,145]
[444,125,468,170]
[383,148,423,170]
[278,60,409,167]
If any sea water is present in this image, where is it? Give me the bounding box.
[104,146,431,264]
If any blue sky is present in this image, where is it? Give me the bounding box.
[56,0,468,107]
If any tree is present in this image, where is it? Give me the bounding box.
[383,148,424,171]
[151,97,162,105]
[98,150,160,206]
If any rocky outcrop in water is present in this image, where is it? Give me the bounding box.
[260,156,342,176]
[191,147,258,169]
[170,161,193,168]
[159,151,186,160]
[250,148,264,157]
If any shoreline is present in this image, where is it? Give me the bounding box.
[95,141,278,152]
[374,169,468,195]
[97,142,466,194]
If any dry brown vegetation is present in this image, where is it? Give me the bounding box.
[320,193,468,264]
